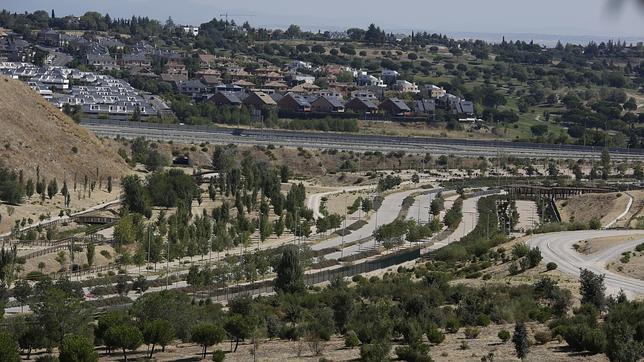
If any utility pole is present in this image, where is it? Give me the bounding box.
[166,239,170,290]
[341,194,347,259]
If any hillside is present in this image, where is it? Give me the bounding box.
[557,192,630,226]
[0,76,129,181]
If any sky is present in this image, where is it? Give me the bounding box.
[2,0,644,39]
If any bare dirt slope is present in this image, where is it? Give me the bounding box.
[557,192,629,226]
[0,76,129,181]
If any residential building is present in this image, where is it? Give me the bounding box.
[345,97,379,114]
[208,91,243,107]
[310,96,345,113]
[243,91,277,109]
[179,79,207,97]
[277,93,311,112]
[394,80,420,94]
[380,98,411,116]
[413,99,436,115]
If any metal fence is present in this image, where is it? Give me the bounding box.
[192,247,421,302]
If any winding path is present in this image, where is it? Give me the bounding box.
[526,230,644,298]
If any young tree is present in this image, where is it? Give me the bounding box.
[512,322,529,360]
[25,179,34,198]
[601,148,611,179]
[47,179,58,200]
[191,323,225,358]
[13,279,31,312]
[104,324,143,362]
[0,332,20,362]
[107,176,113,193]
[59,335,98,362]
[143,319,175,358]
[85,242,95,267]
[580,268,606,309]
[224,314,254,352]
[274,245,304,294]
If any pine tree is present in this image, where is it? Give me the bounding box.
[512,322,529,359]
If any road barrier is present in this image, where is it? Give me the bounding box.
[192,247,421,302]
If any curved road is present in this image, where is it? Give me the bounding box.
[526,230,644,298]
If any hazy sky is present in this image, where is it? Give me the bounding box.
[2,0,643,38]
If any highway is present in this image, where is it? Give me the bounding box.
[526,230,644,298]
[80,119,644,160]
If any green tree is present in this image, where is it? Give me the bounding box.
[13,279,31,312]
[601,148,611,179]
[0,332,20,362]
[59,335,98,362]
[25,179,34,198]
[580,269,606,309]
[47,179,58,200]
[104,324,143,362]
[107,176,113,193]
[86,242,95,267]
[143,319,175,358]
[513,322,529,360]
[224,314,254,352]
[191,323,226,358]
[274,245,304,294]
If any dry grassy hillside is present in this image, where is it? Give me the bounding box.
[557,192,630,226]
[0,76,129,181]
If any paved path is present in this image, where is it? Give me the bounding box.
[526,229,644,298]
[314,188,441,259]
[604,192,634,229]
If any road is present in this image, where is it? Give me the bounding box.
[526,230,644,298]
[80,120,644,160]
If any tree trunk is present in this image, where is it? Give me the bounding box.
[234,338,240,352]
[149,343,156,358]
[122,348,128,362]
[203,346,207,358]
[27,347,31,359]
[162,345,166,352]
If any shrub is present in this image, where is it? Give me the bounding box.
[476,314,491,327]
[534,330,552,345]
[445,318,460,333]
[636,243,644,252]
[460,341,469,350]
[498,330,511,343]
[512,243,530,258]
[546,262,558,271]
[394,345,432,362]
[360,342,391,362]
[589,218,601,230]
[464,327,481,339]
[212,349,225,362]
[426,326,445,345]
[344,330,361,349]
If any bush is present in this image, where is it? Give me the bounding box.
[512,243,530,258]
[212,349,225,362]
[476,314,491,327]
[445,318,460,333]
[464,327,481,339]
[394,345,432,362]
[635,243,644,252]
[534,330,552,345]
[344,330,361,348]
[426,327,445,345]
[546,262,558,271]
[498,330,511,343]
[589,218,601,230]
[360,342,391,362]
